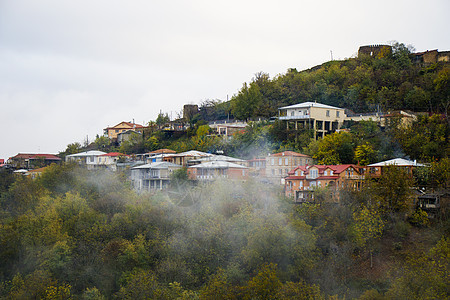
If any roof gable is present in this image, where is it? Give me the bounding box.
[279,102,343,110]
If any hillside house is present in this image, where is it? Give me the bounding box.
[131,161,182,191]
[65,151,107,169]
[97,152,129,171]
[367,158,425,177]
[143,149,177,164]
[209,121,247,139]
[8,153,61,169]
[164,150,213,167]
[117,130,142,144]
[26,166,49,179]
[265,151,313,184]
[278,102,346,139]
[187,161,249,181]
[189,155,247,166]
[285,164,364,203]
[104,121,146,140]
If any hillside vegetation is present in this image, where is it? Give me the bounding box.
[230,43,449,120]
[0,164,448,299]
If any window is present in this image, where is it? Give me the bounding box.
[299,181,303,188]
[271,169,275,175]
[285,158,288,165]
[326,110,330,117]
[279,169,282,175]
[295,171,298,176]
[271,158,274,165]
[324,170,327,176]
[278,158,282,165]
[291,111,295,116]
[310,169,318,178]
[336,111,340,118]
[293,182,296,186]
[285,169,289,174]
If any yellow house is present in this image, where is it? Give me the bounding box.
[278,102,346,139]
[104,121,146,140]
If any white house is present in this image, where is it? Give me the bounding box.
[65,151,107,169]
[131,161,182,191]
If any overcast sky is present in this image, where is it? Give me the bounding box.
[1,0,449,160]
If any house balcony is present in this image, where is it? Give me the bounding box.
[279,115,310,121]
[144,174,166,180]
[196,175,228,180]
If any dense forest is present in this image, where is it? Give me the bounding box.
[0,163,448,299]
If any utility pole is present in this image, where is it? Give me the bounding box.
[330,50,333,61]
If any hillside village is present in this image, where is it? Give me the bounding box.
[3,43,449,217]
[4,98,447,217]
[0,43,449,299]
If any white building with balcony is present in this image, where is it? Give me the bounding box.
[131,161,182,191]
[278,102,346,139]
[187,161,249,181]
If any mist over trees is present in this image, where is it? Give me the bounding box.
[5,41,449,298]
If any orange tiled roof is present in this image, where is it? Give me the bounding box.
[105,121,145,130]
[271,151,310,157]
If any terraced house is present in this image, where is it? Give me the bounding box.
[285,164,364,202]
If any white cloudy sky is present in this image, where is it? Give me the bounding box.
[1,0,449,160]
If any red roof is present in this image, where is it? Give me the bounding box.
[9,153,61,160]
[287,164,362,176]
[100,152,127,157]
[271,151,310,157]
[30,154,61,160]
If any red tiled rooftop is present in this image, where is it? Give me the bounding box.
[100,152,127,157]
[10,153,61,160]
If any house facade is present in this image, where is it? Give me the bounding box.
[131,161,182,191]
[265,151,313,184]
[187,161,249,181]
[65,151,107,169]
[367,158,425,177]
[164,150,213,167]
[117,130,142,144]
[285,164,364,202]
[8,153,61,169]
[104,121,146,140]
[278,102,346,139]
[247,158,266,177]
[96,152,129,171]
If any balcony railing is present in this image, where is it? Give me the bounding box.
[279,115,310,120]
[196,175,228,180]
